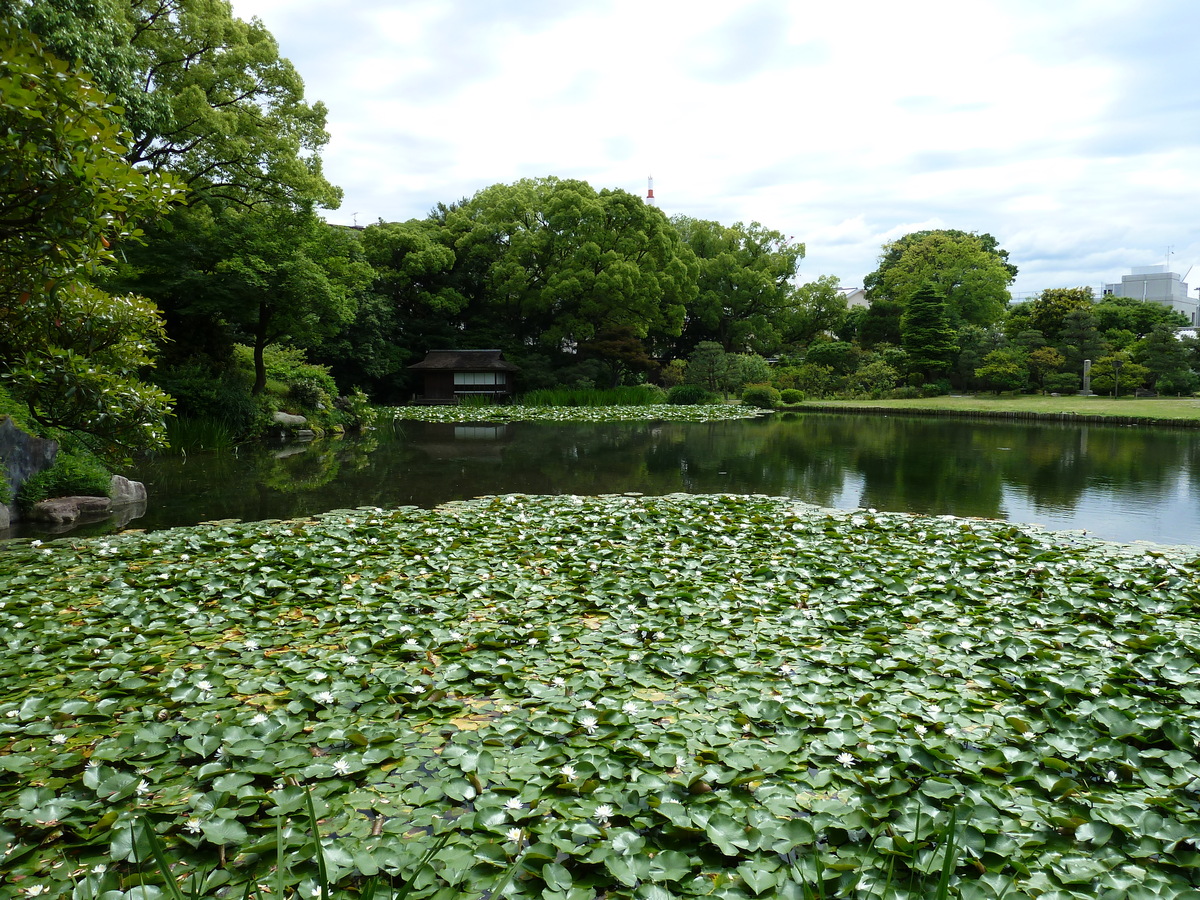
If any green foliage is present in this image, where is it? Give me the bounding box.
[974,347,1029,393]
[740,383,780,409]
[779,388,805,404]
[441,178,696,352]
[1090,353,1151,396]
[866,230,1015,327]
[117,204,369,396]
[287,377,330,411]
[333,388,377,430]
[0,25,182,460]
[520,386,665,407]
[1093,295,1189,337]
[1008,287,1095,342]
[671,216,806,355]
[4,495,1200,899]
[774,362,840,398]
[1043,372,1081,394]
[845,358,901,398]
[667,383,717,405]
[901,288,957,378]
[16,446,110,510]
[13,0,340,207]
[1058,308,1108,375]
[163,415,236,454]
[857,298,904,348]
[152,361,256,436]
[804,340,858,375]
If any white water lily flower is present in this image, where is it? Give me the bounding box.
[136,779,152,796]
[24,885,48,896]
[580,715,598,734]
[91,864,107,874]
[914,724,928,736]
[560,764,577,779]
[622,701,638,715]
[580,700,595,709]
[315,691,336,704]
[836,752,856,768]
[504,797,523,810]
[244,639,260,651]
[251,713,269,725]
[552,676,566,687]
[196,680,213,693]
[332,759,352,776]
[51,733,67,745]
[506,827,523,842]
[595,804,614,823]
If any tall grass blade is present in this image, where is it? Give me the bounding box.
[933,805,960,900]
[138,818,188,900]
[303,786,330,900]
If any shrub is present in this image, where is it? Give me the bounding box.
[153,362,256,437]
[741,384,780,409]
[18,448,111,511]
[1153,370,1196,396]
[922,379,952,397]
[1043,372,1081,394]
[667,383,716,405]
[779,388,805,404]
[888,385,923,399]
[287,377,330,410]
[334,389,378,429]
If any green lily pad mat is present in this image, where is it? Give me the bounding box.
[2,494,1199,899]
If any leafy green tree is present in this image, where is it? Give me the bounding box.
[974,348,1029,393]
[671,216,805,355]
[1006,287,1094,342]
[804,340,859,376]
[789,275,847,346]
[1090,353,1149,396]
[580,325,657,388]
[1134,323,1191,389]
[856,299,904,348]
[952,326,1006,391]
[114,202,370,394]
[1093,296,1188,337]
[1026,346,1065,392]
[684,341,744,396]
[1,24,180,457]
[1057,308,1107,375]
[845,358,900,398]
[865,230,1015,327]
[11,0,339,208]
[900,288,957,379]
[441,178,695,354]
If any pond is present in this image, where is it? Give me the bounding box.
[13,412,1200,546]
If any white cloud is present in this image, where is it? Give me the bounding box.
[228,0,1200,297]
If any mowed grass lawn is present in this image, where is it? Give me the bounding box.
[803,395,1200,421]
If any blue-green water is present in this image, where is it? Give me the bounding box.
[14,412,1200,546]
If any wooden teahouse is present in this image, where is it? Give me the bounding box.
[408,350,519,403]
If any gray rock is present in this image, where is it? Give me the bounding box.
[0,416,57,496]
[0,504,9,530]
[272,411,307,427]
[110,474,147,505]
[29,496,112,525]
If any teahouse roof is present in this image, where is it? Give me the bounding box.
[408,349,519,371]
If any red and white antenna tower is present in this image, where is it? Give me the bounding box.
[645,175,655,206]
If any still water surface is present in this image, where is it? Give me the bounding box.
[25,412,1200,546]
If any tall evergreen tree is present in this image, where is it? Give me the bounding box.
[900,287,957,380]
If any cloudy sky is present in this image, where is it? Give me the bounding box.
[229,0,1200,298]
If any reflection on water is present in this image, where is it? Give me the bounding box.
[12,413,1200,546]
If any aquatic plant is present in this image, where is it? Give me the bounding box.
[3,495,1200,898]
